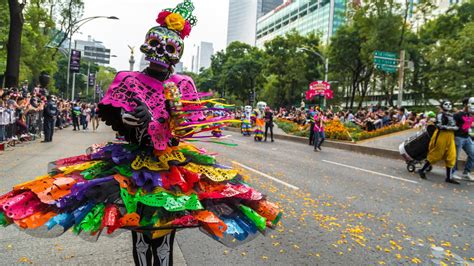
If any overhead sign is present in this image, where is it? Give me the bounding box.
[306,81,333,100]
[374,50,399,74]
[375,64,398,73]
[374,50,397,59]
[374,58,398,66]
[70,49,81,73]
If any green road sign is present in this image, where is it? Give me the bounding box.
[374,50,397,59]
[374,58,398,66]
[375,64,398,73]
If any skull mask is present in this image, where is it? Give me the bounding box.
[244,105,252,114]
[257,102,267,112]
[469,97,474,113]
[441,100,452,112]
[140,26,184,68]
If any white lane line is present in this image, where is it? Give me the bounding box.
[231,161,300,190]
[228,137,246,143]
[322,160,419,184]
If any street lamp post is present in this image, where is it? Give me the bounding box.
[66,16,119,100]
[298,47,329,108]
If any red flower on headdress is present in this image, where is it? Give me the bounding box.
[156,11,172,25]
[180,21,192,39]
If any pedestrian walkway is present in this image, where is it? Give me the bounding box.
[0,125,186,265]
[357,128,468,161]
[357,128,417,151]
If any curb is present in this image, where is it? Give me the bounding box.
[224,127,467,166]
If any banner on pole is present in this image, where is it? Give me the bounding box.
[88,73,96,86]
[70,50,81,73]
[306,81,333,100]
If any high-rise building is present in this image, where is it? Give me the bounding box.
[192,42,214,73]
[227,0,283,46]
[74,36,112,65]
[407,0,466,29]
[256,0,347,48]
[259,0,285,17]
[174,62,184,74]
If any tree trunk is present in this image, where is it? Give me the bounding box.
[5,0,25,88]
[350,81,357,110]
[358,71,373,109]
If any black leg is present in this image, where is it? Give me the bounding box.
[151,231,175,266]
[133,231,153,266]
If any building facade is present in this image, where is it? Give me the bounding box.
[259,0,285,17]
[74,36,111,65]
[192,42,214,73]
[407,0,466,30]
[227,0,283,46]
[256,0,347,48]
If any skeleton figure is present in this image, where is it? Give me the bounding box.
[241,105,253,136]
[418,99,459,184]
[436,100,458,131]
[256,102,267,114]
[252,102,267,141]
[140,27,184,69]
[469,97,474,114]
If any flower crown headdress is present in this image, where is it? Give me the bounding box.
[156,0,197,39]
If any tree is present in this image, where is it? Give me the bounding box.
[417,1,474,102]
[20,0,57,87]
[5,0,26,87]
[263,31,321,107]
[0,0,9,82]
[209,42,265,105]
[329,25,366,109]
[329,0,408,109]
[424,21,474,100]
[194,68,216,93]
[96,66,116,93]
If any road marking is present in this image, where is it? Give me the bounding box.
[231,161,300,190]
[229,137,246,143]
[322,160,419,184]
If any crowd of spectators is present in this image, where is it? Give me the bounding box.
[275,105,435,131]
[0,86,99,149]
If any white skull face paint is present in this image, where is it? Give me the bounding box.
[256,101,267,112]
[244,106,252,114]
[441,100,452,112]
[469,97,474,113]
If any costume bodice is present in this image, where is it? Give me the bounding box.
[99,71,200,150]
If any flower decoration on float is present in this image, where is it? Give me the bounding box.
[156,0,197,39]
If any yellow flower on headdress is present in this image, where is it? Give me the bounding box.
[165,13,185,31]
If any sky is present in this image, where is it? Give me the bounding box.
[77,0,229,71]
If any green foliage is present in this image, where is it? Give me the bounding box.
[418,2,474,101]
[20,0,58,86]
[0,0,8,74]
[96,66,117,93]
[330,1,406,108]
[196,33,322,109]
[263,31,322,107]
[1,0,84,89]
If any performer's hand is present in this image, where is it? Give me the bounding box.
[121,99,152,127]
[132,99,152,124]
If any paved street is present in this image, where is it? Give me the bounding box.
[180,132,473,265]
[0,126,186,265]
[0,127,473,265]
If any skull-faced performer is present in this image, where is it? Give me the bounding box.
[252,102,267,141]
[241,105,253,136]
[418,100,459,184]
[0,2,282,266]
